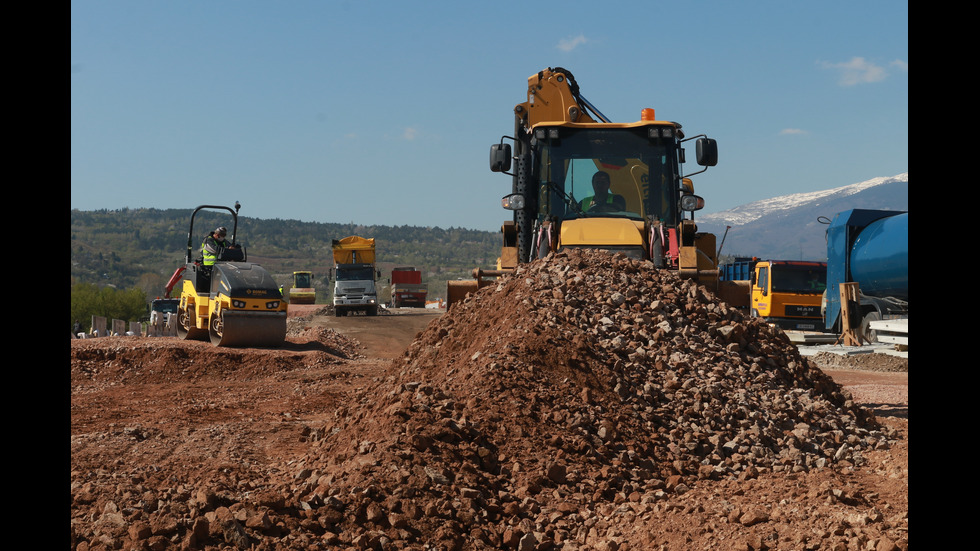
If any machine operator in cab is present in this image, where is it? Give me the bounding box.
[580,171,626,212]
[202,226,238,266]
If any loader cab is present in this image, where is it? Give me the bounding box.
[518,124,712,226]
[492,121,716,264]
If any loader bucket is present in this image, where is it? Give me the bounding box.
[446,280,480,310]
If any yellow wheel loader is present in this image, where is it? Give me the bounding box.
[170,203,287,347]
[448,67,721,308]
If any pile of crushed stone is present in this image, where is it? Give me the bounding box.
[287,306,335,331]
[290,325,363,360]
[808,351,909,372]
[280,250,890,549]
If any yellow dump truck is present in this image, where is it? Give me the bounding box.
[331,236,380,316]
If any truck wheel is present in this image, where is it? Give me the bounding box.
[860,311,880,343]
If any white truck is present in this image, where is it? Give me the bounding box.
[331,236,380,316]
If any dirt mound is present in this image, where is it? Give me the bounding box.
[71,327,361,387]
[280,250,895,549]
[809,351,909,372]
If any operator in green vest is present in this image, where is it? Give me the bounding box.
[580,171,626,212]
[202,226,231,266]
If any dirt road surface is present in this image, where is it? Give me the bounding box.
[71,257,907,550]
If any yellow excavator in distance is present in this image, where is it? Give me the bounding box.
[170,202,287,347]
[447,67,721,307]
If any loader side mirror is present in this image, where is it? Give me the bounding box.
[490,143,512,172]
[696,138,718,167]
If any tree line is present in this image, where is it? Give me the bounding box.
[70,282,147,332]
[71,208,503,317]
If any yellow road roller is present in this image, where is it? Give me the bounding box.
[172,202,287,347]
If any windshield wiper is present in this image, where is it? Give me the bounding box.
[545,181,587,217]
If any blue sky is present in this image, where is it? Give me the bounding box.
[71,1,908,232]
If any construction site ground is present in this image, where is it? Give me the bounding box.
[71,255,908,551]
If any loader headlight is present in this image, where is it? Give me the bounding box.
[648,126,674,140]
[501,193,525,210]
[266,300,281,309]
[232,300,247,308]
[534,127,560,140]
[679,194,705,212]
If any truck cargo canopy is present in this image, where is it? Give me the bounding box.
[332,236,376,264]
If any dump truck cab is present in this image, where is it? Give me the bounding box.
[750,260,827,331]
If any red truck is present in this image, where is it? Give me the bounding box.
[390,267,428,308]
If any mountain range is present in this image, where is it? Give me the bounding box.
[696,173,908,261]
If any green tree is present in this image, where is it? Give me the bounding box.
[70,283,148,330]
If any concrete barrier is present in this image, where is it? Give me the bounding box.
[145,314,178,337]
[91,316,107,338]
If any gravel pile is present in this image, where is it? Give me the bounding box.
[291,325,363,359]
[278,249,889,549]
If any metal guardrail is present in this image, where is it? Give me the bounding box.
[870,319,908,346]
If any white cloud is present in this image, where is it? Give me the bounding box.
[821,57,887,86]
[402,127,418,141]
[891,59,908,72]
[557,34,587,52]
[780,128,808,136]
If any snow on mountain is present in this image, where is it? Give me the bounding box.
[695,173,907,260]
[701,173,909,227]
